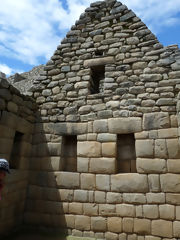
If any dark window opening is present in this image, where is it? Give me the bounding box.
[90,65,105,94]
[10,131,24,169]
[61,135,77,172]
[95,50,103,56]
[117,134,136,173]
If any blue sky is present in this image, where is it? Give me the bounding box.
[0,0,180,76]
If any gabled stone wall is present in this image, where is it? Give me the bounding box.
[0,73,36,235]
[2,0,180,239]
[25,0,180,239]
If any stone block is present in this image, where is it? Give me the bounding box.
[146,193,165,204]
[47,143,61,156]
[99,204,116,217]
[154,139,168,158]
[0,138,13,154]
[145,237,161,240]
[77,141,101,157]
[167,194,180,205]
[159,204,175,220]
[0,124,15,138]
[69,203,83,215]
[173,221,180,237]
[158,128,178,138]
[95,191,106,203]
[108,117,142,134]
[148,174,160,192]
[93,119,108,133]
[152,220,173,238]
[97,133,117,142]
[143,205,159,219]
[167,159,180,173]
[102,142,116,157]
[77,157,89,173]
[96,174,110,191]
[55,172,80,189]
[122,218,133,234]
[166,139,180,158]
[134,218,151,235]
[74,190,88,202]
[136,158,166,173]
[136,140,154,158]
[105,232,118,240]
[84,57,114,67]
[123,193,146,204]
[58,189,73,202]
[116,204,135,217]
[75,215,91,231]
[160,174,180,192]
[63,214,75,228]
[111,174,148,193]
[91,217,107,232]
[54,122,87,135]
[83,203,98,216]
[90,158,116,174]
[135,131,148,139]
[143,112,170,130]
[107,217,122,233]
[136,205,143,218]
[106,192,122,204]
[81,173,95,190]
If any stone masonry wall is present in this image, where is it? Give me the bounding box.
[0,73,36,235]
[24,0,180,239]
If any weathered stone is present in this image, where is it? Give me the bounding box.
[127,37,139,45]
[107,192,122,204]
[84,57,114,67]
[152,220,173,238]
[159,204,175,220]
[55,172,79,189]
[91,217,107,232]
[116,204,135,217]
[143,205,159,219]
[160,174,180,192]
[93,119,108,133]
[77,141,101,157]
[143,112,170,130]
[90,157,116,174]
[81,173,95,190]
[134,218,151,235]
[75,215,91,231]
[95,191,106,203]
[136,158,166,173]
[107,217,122,233]
[148,174,160,192]
[108,117,142,134]
[136,140,154,158]
[96,174,110,191]
[166,139,180,158]
[111,174,148,193]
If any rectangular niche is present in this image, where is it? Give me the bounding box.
[117,134,136,173]
[10,131,24,169]
[61,135,77,172]
[90,65,105,94]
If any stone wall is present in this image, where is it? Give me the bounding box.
[0,73,36,235]
[6,0,180,239]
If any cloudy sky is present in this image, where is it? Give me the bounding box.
[0,0,180,76]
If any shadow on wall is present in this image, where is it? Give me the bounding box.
[24,113,69,236]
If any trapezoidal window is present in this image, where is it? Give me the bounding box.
[90,65,105,94]
[10,131,24,169]
[117,134,136,173]
[61,135,77,172]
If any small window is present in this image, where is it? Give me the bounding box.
[10,131,24,169]
[117,134,136,173]
[90,65,105,94]
[61,135,77,172]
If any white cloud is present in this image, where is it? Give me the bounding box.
[0,0,179,71]
[0,63,22,76]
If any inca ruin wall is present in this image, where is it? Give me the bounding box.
[2,0,180,239]
[0,73,36,234]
